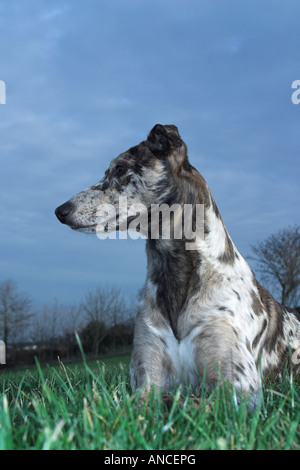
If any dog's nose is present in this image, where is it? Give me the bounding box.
[55,202,74,224]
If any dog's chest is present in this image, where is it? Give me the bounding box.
[163,328,199,389]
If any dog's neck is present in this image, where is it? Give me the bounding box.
[144,170,250,338]
[146,237,200,338]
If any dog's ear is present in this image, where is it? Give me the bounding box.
[147,124,188,172]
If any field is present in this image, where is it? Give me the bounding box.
[0,351,299,450]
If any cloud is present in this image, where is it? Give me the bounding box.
[0,0,299,304]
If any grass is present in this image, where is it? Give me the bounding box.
[0,353,299,450]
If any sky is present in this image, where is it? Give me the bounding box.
[0,0,299,309]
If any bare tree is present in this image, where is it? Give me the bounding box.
[250,225,300,307]
[63,302,84,336]
[81,287,127,354]
[60,302,84,357]
[0,280,33,345]
[32,300,83,345]
[31,299,62,346]
[29,300,84,361]
[33,299,59,344]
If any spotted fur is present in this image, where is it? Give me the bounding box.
[55,124,300,404]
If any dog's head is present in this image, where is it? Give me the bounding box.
[55,124,192,235]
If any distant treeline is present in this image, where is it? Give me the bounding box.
[0,281,137,368]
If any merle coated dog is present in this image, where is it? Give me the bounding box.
[55,124,300,404]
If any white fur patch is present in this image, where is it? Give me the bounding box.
[144,318,200,390]
[164,328,200,390]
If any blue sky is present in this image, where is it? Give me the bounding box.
[0,0,299,307]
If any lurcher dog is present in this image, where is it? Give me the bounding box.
[55,124,300,405]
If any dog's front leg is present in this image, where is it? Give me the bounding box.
[129,315,176,404]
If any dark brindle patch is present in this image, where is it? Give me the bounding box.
[235,362,246,375]
[147,239,201,339]
[251,289,264,316]
[252,318,268,350]
[218,233,235,265]
[233,289,241,301]
[254,279,285,354]
[128,144,159,170]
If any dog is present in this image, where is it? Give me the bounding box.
[55,124,300,404]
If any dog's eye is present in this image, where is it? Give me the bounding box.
[115,165,127,177]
